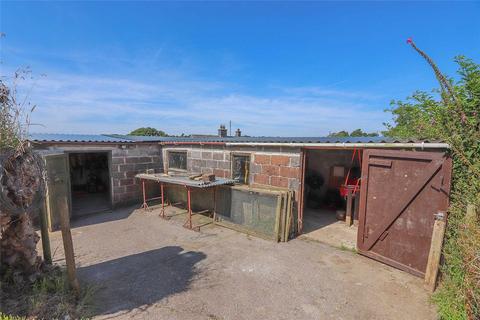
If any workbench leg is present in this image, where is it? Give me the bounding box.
[213,187,217,222]
[160,182,165,218]
[141,180,149,211]
[186,187,193,229]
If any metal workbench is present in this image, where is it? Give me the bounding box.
[135,173,236,231]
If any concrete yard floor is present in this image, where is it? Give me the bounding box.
[43,205,437,320]
[301,208,357,250]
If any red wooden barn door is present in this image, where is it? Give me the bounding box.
[357,149,452,277]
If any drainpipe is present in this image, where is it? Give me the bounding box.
[224,142,449,149]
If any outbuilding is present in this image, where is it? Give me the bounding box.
[31,132,451,278]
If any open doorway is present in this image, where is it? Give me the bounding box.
[301,149,361,249]
[68,152,111,218]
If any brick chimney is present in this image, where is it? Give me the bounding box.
[218,124,227,137]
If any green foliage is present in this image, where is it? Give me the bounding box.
[385,49,480,319]
[383,91,444,139]
[129,127,168,136]
[328,129,379,137]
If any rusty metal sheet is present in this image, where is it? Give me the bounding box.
[357,149,452,277]
[135,173,236,188]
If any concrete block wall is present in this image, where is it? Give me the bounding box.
[111,144,163,206]
[187,149,232,178]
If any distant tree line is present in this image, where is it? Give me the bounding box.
[327,129,379,137]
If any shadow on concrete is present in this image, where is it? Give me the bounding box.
[70,205,138,228]
[78,246,206,316]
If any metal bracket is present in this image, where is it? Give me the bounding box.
[434,211,446,221]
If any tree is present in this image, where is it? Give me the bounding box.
[350,129,379,137]
[328,129,379,137]
[384,40,480,320]
[129,127,168,137]
[328,130,349,137]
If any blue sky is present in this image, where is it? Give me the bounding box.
[1,1,479,136]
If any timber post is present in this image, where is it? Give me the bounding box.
[59,196,80,294]
[39,201,52,265]
[424,210,447,292]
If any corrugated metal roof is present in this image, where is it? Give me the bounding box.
[107,134,170,142]
[29,133,134,143]
[29,133,444,145]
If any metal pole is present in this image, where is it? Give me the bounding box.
[160,182,165,218]
[187,186,192,229]
[142,179,148,211]
[213,187,217,222]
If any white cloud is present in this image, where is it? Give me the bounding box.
[6,67,389,136]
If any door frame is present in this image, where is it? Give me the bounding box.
[298,146,362,235]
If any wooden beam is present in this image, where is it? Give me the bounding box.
[59,196,80,294]
[424,211,447,292]
[345,188,353,226]
[39,201,52,265]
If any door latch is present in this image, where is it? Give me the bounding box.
[434,211,446,221]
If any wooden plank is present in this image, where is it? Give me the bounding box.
[59,195,80,294]
[298,149,306,234]
[39,200,52,265]
[284,191,293,241]
[345,188,353,226]
[424,211,447,292]
[274,194,283,242]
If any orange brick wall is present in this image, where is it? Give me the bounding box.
[251,154,301,191]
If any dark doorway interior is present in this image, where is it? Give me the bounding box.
[302,149,360,241]
[69,152,111,217]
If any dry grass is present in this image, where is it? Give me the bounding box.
[0,267,95,319]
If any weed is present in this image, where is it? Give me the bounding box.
[0,267,95,319]
[338,243,357,253]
